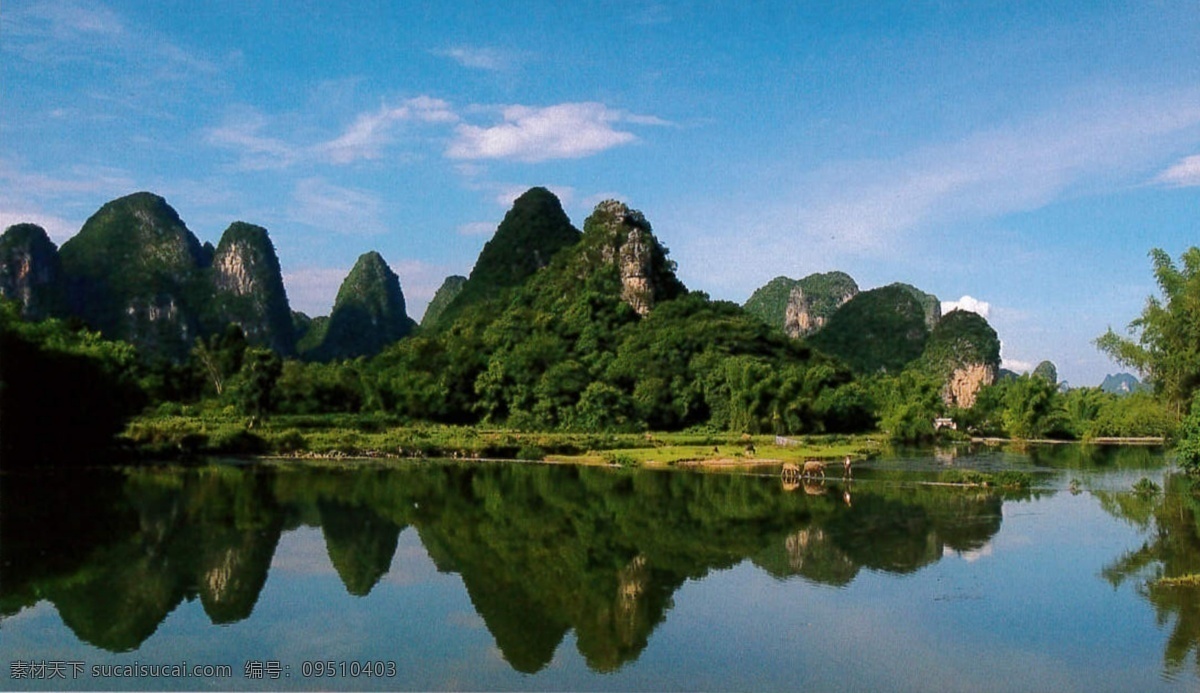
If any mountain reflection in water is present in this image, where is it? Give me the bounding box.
[0,460,1021,673]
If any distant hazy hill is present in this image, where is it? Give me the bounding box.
[422,275,467,328]
[1100,372,1148,395]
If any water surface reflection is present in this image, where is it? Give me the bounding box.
[2,453,1197,690]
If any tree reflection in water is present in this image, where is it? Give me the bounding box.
[1,461,1006,672]
[1100,473,1200,677]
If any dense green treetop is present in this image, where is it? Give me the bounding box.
[421,275,467,327]
[0,223,67,319]
[1096,247,1200,413]
[920,309,1001,378]
[0,299,145,466]
[310,251,415,361]
[807,285,929,374]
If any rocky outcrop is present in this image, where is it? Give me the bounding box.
[0,223,67,319]
[745,271,858,338]
[210,222,295,356]
[309,251,416,361]
[921,310,1002,408]
[581,200,684,315]
[783,279,858,338]
[890,283,941,330]
[943,362,996,409]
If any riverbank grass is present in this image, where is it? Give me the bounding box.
[121,412,883,466]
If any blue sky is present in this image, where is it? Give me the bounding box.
[2,1,1198,386]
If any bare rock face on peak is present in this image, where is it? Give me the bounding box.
[921,309,1001,409]
[579,200,684,315]
[0,223,67,320]
[745,272,858,338]
[210,222,296,356]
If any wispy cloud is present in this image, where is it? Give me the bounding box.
[206,109,301,170]
[209,97,458,169]
[447,103,663,162]
[1155,154,1200,187]
[676,86,1200,295]
[289,178,386,236]
[0,210,79,245]
[0,160,138,243]
[457,221,496,236]
[3,0,217,79]
[317,98,457,165]
[433,45,520,72]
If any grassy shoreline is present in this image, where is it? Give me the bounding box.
[121,412,884,467]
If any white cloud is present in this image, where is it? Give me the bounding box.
[434,46,518,72]
[289,178,386,236]
[447,103,646,162]
[1000,340,1033,373]
[1155,154,1200,187]
[671,86,1200,298]
[941,295,991,320]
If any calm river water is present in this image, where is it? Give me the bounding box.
[3,445,1199,691]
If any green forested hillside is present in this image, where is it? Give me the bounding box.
[307,251,416,361]
[430,187,581,330]
[806,285,929,374]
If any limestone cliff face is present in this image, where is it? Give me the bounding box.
[922,310,1002,409]
[942,362,996,409]
[210,222,296,356]
[745,271,858,338]
[783,281,858,338]
[0,223,67,319]
[582,200,684,315]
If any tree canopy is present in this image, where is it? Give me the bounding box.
[1096,247,1200,413]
